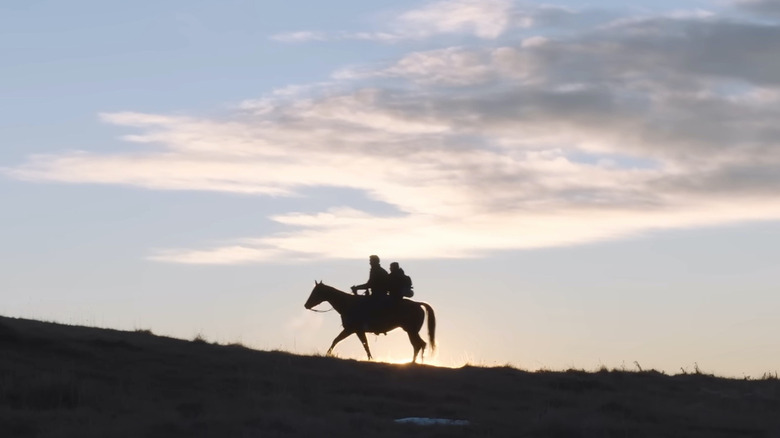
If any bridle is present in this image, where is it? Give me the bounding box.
[307,282,336,313]
[308,306,334,313]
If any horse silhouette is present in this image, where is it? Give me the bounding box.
[304,281,436,363]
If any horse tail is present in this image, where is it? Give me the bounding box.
[420,302,436,352]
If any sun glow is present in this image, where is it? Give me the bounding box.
[369,354,457,368]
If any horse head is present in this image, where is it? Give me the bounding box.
[304,280,326,310]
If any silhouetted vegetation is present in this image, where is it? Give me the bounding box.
[1,315,779,437]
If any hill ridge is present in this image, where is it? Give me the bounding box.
[1,315,778,437]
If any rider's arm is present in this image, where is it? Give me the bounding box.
[351,282,369,294]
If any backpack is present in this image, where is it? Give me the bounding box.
[402,274,414,297]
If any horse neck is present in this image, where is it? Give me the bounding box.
[320,285,353,314]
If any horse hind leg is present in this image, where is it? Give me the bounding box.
[356,331,373,360]
[407,331,427,363]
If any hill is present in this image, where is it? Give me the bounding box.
[1,315,778,437]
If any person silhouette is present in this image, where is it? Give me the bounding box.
[351,255,389,297]
[388,261,413,300]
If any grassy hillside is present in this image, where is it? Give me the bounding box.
[1,315,778,437]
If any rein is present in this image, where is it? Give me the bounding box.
[308,306,334,313]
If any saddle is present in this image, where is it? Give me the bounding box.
[346,295,399,331]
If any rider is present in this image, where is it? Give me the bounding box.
[351,255,389,298]
[388,262,412,301]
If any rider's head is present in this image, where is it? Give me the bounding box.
[369,255,380,266]
[389,262,399,272]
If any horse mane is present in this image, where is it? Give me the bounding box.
[317,282,349,296]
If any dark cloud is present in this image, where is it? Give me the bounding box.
[336,13,780,209]
[734,0,780,17]
[508,19,780,88]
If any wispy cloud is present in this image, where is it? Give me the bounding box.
[7,4,780,263]
[334,47,498,86]
[269,0,577,43]
[395,0,516,39]
[270,31,327,43]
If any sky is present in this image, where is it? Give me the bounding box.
[2,0,780,377]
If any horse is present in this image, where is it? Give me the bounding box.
[304,281,436,363]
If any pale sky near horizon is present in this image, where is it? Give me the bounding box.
[2,0,780,377]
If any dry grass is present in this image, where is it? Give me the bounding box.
[1,316,779,437]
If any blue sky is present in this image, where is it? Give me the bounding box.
[2,0,780,376]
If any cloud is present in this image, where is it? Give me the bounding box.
[270,31,327,43]
[395,0,516,39]
[7,5,780,263]
[335,47,499,86]
[334,41,551,86]
[270,0,581,43]
[733,0,780,17]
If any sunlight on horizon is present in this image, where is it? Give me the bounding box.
[367,354,458,368]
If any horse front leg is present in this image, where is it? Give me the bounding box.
[356,331,373,360]
[327,329,353,356]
